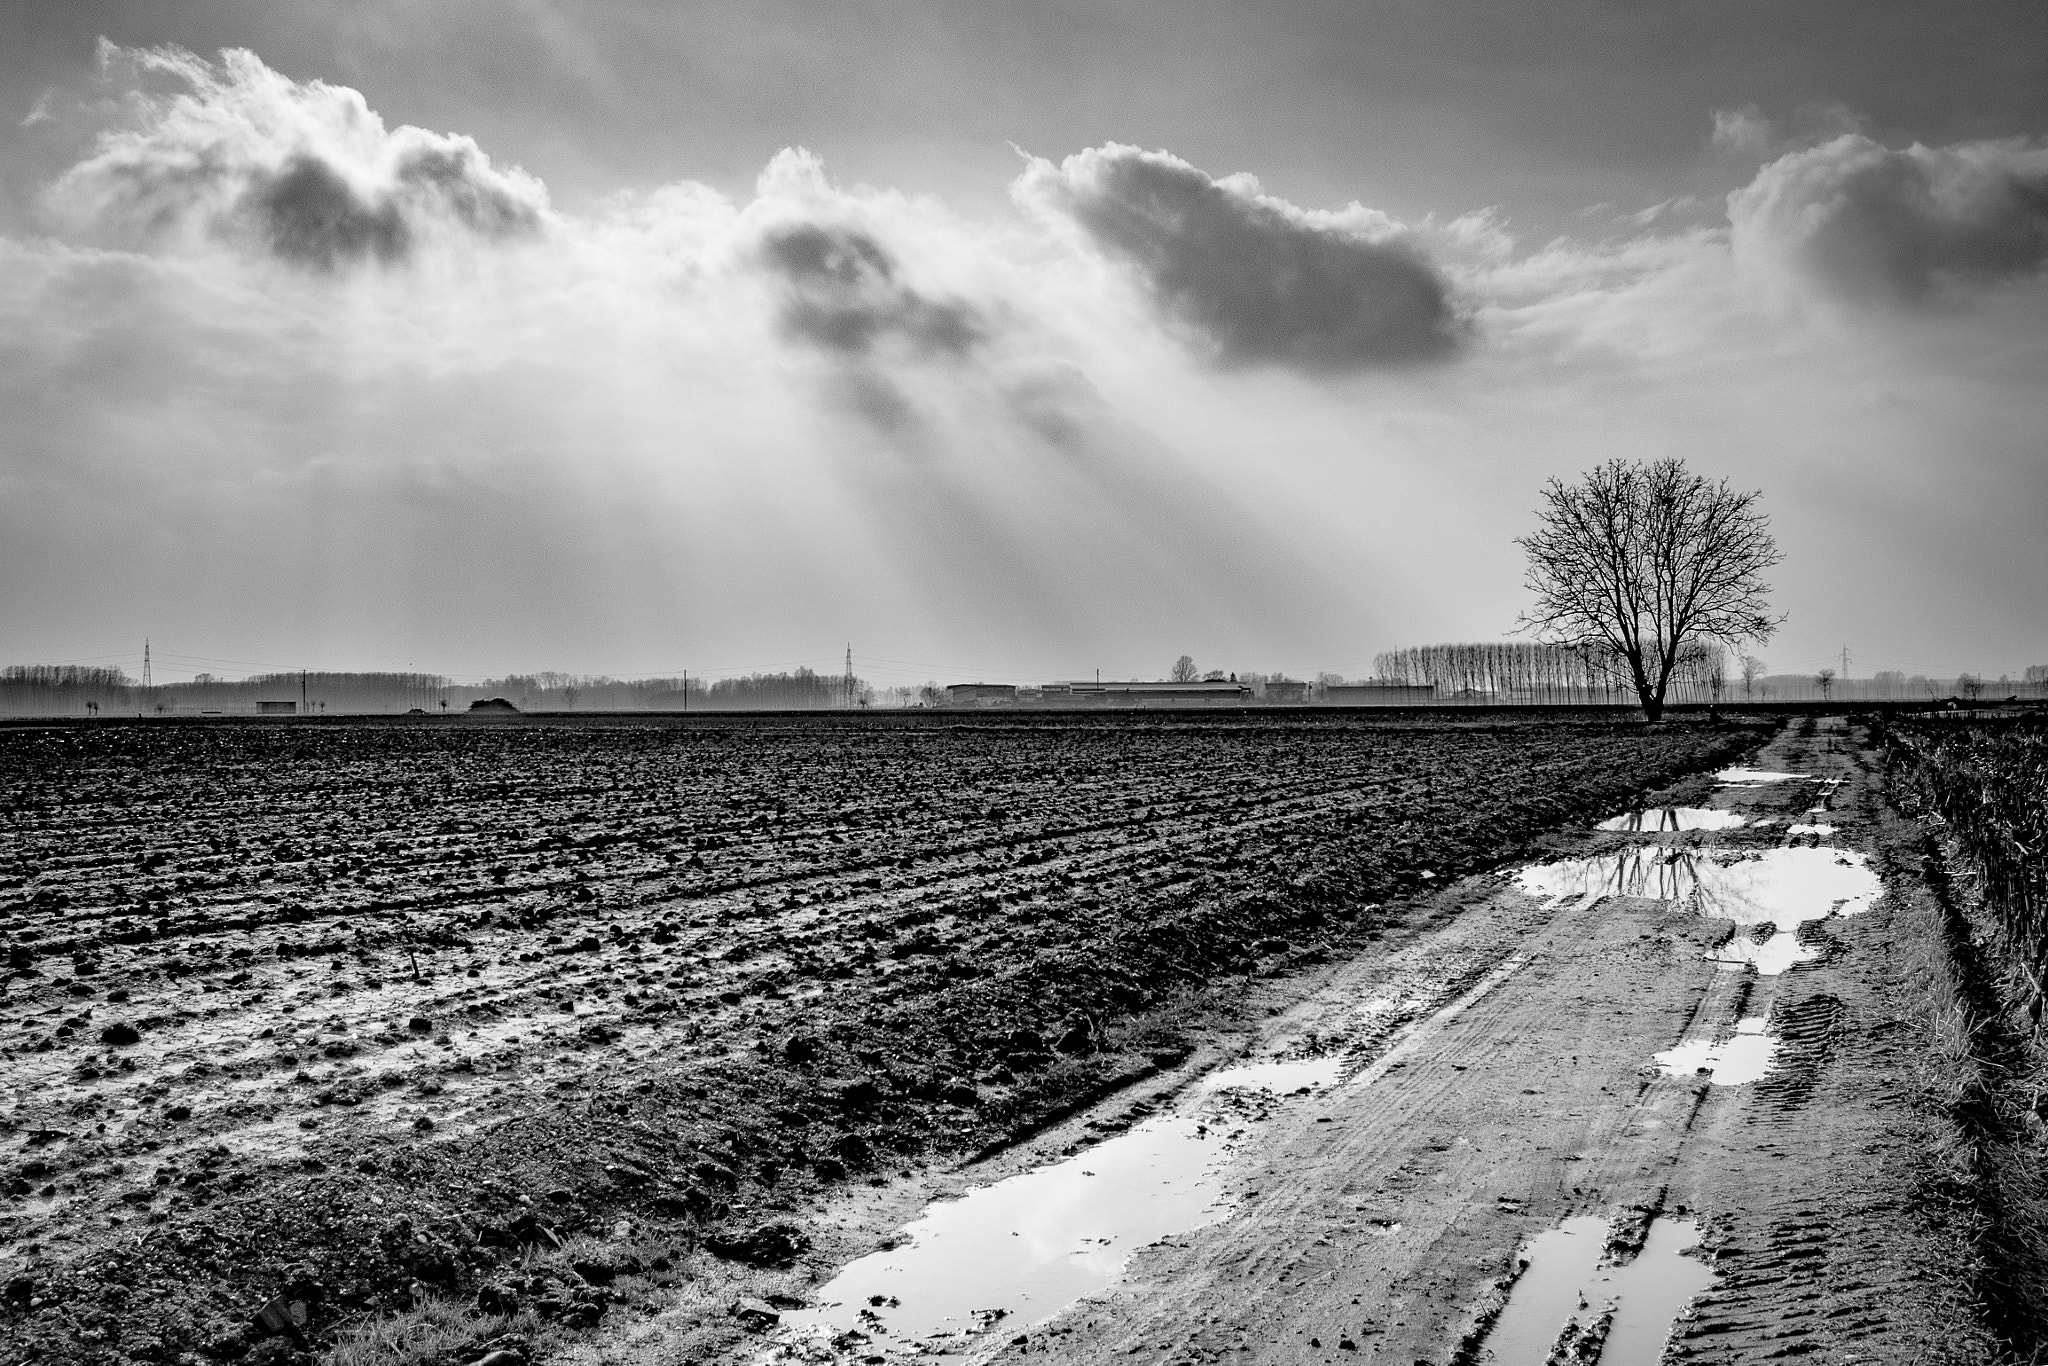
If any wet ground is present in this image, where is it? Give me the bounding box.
[681,716,1984,1366]
[0,713,1755,1366]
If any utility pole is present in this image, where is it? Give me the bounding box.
[843,644,855,710]
[301,669,307,716]
[683,669,689,713]
[1840,644,1850,681]
[142,639,151,688]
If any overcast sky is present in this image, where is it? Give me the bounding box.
[3,1,2044,686]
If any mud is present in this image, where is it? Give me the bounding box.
[0,713,1757,1366]
[767,1055,1316,1360]
[1478,1213,1713,1365]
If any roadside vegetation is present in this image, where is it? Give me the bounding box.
[1882,714,2048,1358]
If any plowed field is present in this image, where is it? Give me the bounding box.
[0,712,1754,1366]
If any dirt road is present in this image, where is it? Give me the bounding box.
[739,718,1989,1366]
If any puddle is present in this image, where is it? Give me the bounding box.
[1201,1055,1343,1092]
[1596,808,1745,832]
[1712,926,1819,975]
[1481,1214,1716,1364]
[766,957,1531,1362]
[768,1053,1336,1359]
[1715,766,1810,785]
[1654,1017,1777,1085]
[1787,823,1836,837]
[1516,846,1878,976]
[1516,845,1703,908]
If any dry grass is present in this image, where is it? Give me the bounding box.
[1878,719,2048,1360]
[323,1299,527,1366]
[315,1222,814,1366]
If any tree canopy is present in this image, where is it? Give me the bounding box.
[1518,457,1780,721]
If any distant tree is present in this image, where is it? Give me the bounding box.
[1518,457,1780,722]
[1202,670,1226,682]
[561,686,580,710]
[2026,665,2048,685]
[1170,655,1199,683]
[1815,667,1835,702]
[1740,654,1766,701]
[1958,672,1985,701]
[917,682,945,707]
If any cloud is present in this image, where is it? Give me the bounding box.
[757,220,987,359]
[1710,106,1774,156]
[21,90,59,128]
[2,53,1367,679]
[1015,144,1459,369]
[1730,133,2048,304]
[2,52,2043,684]
[46,43,546,268]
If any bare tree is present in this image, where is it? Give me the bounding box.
[1518,457,1781,722]
[1958,672,1985,702]
[1740,654,1765,701]
[1170,654,1199,683]
[1815,667,1834,703]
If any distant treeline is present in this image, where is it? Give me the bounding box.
[0,664,871,716]
[1365,645,2048,706]
[1371,640,1725,704]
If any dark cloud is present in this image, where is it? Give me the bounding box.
[242,144,542,269]
[1731,134,2048,304]
[252,154,409,268]
[1018,144,1458,369]
[48,46,546,269]
[757,222,986,358]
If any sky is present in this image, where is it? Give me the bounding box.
[1,1,2044,688]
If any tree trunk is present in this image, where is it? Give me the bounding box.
[1625,649,1663,722]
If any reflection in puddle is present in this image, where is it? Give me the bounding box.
[1596,807,1745,832]
[769,1053,1334,1359]
[1655,1017,1777,1085]
[1716,766,1810,784]
[1712,927,1819,975]
[1516,846,1702,908]
[1515,847,1878,977]
[1202,1056,1343,1093]
[1481,1215,1716,1364]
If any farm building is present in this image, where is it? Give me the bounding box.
[946,683,1019,707]
[1053,679,1254,707]
[1324,682,1437,706]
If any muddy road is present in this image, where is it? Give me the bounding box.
[718,717,1993,1366]
[0,713,1755,1366]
